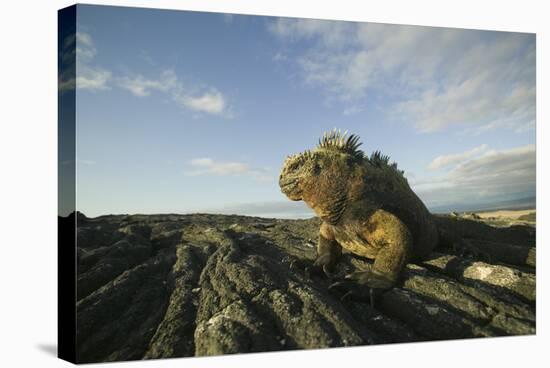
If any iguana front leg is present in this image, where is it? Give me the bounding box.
[363,210,412,286]
[312,222,342,276]
[330,210,412,306]
[289,222,341,277]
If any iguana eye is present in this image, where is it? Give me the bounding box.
[312,162,321,175]
[288,161,300,171]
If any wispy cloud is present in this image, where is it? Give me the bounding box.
[268,19,535,134]
[59,34,76,93]
[117,70,177,97]
[118,70,230,116]
[174,90,227,115]
[272,52,287,62]
[429,144,488,170]
[75,32,97,61]
[449,144,535,184]
[413,144,535,207]
[58,76,75,93]
[187,158,249,176]
[75,32,112,91]
[77,66,112,91]
[60,31,111,93]
[65,32,231,116]
[268,18,353,48]
[186,158,272,182]
[342,106,362,116]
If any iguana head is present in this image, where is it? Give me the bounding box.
[279,130,364,222]
[279,150,318,201]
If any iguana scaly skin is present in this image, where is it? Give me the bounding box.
[279,130,438,292]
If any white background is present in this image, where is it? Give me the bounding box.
[0,0,547,367]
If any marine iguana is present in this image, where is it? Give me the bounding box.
[279,129,439,302]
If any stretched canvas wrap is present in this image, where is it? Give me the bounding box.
[58,4,536,364]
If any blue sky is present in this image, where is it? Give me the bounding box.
[67,5,535,217]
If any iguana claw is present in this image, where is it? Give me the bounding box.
[328,269,391,308]
[289,259,333,279]
[328,279,381,308]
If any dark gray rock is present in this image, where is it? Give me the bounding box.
[74,213,536,363]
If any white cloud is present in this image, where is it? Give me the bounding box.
[273,52,287,62]
[175,90,227,115]
[77,65,111,91]
[61,32,231,116]
[449,145,535,184]
[61,34,76,64]
[412,144,535,207]
[75,32,97,62]
[269,18,354,48]
[69,31,112,91]
[268,19,535,134]
[117,70,178,97]
[342,106,363,116]
[186,158,272,182]
[118,69,230,116]
[59,34,76,92]
[117,69,230,116]
[188,158,249,175]
[58,76,75,93]
[429,144,488,170]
